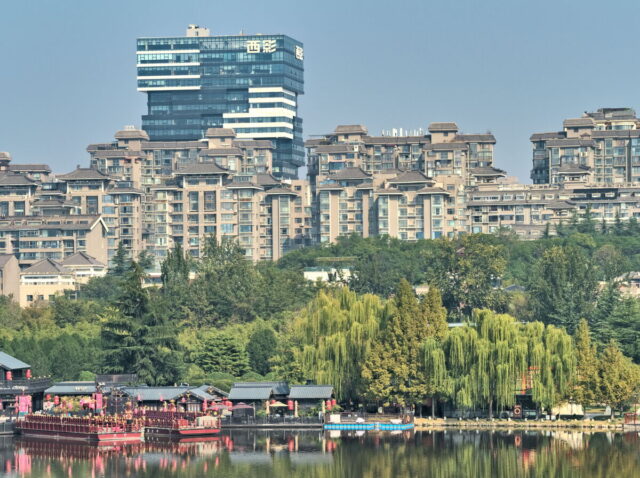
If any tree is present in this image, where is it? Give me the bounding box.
[109,242,129,277]
[362,280,436,405]
[286,287,385,401]
[593,244,626,281]
[599,340,640,414]
[572,319,600,406]
[528,245,598,334]
[246,321,278,375]
[607,297,640,362]
[425,235,508,318]
[190,236,260,325]
[195,332,250,377]
[101,262,182,385]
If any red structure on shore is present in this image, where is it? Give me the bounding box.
[16,415,144,443]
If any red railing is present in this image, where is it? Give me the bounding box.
[19,415,143,433]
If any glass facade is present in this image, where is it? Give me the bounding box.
[137,30,304,178]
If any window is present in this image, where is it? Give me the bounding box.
[189,192,199,212]
[204,191,216,211]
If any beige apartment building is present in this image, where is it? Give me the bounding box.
[18,253,105,307]
[307,123,498,186]
[531,108,640,185]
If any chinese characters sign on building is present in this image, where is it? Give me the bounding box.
[245,40,304,60]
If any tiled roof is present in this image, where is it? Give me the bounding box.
[228,387,273,400]
[57,168,110,181]
[388,170,433,184]
[205,128,236,138]
[470,166,507,176]
[175,162,229,175]
[558,164,591,174]
[199,148,243,156]
[454,134,496,143]
[0,351,30,370]
[563,118,595,128]
[61,252,105,267]
[304,138,328,147]
[123,387,189,402]
[0,173,37,186]
[416,187,450,195]
[0,254,16,268]
[196,384,229,398]
[21,258,71,275]
[9,164,51,172]
[232,139,274,149]
[233,381,289,395]
[45,381,97,395]
[254,173,281,186]
[328,167,371,181]
[114,129,149,140]
[264,187,298,196]
[428,122,458,132]
[288,385,333,400]
[545,139,594,148]
[530,132,565,141]
[334,125,368,134]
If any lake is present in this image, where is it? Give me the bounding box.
[0,429,638,477]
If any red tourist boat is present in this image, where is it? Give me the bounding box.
[141,410,221,439]
[16,414,144,443]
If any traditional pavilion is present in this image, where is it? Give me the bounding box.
[0,351,51,413]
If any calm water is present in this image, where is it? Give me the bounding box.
[0,429,638,477]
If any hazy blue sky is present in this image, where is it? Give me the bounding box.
[1,0,639,181]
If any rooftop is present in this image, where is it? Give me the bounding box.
[0,351,30,370]
[21,258,71,276]
[428,122,458,132]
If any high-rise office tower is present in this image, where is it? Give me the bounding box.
[137,25,304,178]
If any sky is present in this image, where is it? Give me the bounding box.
[1,0,639,182]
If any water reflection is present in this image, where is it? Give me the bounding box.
[0,429,638,477]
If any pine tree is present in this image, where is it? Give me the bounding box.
[362,279,435,405]
[110,242,129,277]
[247,321,278,376]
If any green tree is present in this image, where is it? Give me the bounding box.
[362,280,435,405]
[195,332,250,376]
[246,321,278,375]
[425,235,508,318]
[528,245,598,334]
[599,340,640,414]
[101,262,182,385]
[572,319,600,406]
[286,287,385,401]
[109,242,129,277]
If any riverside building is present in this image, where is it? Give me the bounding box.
[136,25,305,179]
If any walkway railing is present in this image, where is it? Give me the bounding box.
[0,378,51,393]
[221,416,323,426]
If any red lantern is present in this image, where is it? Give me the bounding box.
[331,398,337,407]
[326,400,332,411]
[25,369,31,379]
[45,394,51,401]
[287,400,294,411]
[54,396,59,405]
[5,371,11,381]
[270,399,276,404]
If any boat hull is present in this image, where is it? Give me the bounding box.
[18,428,143,443]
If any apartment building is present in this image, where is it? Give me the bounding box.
[530,108,640,185]
[18,253,106,307]
[307,123,499,186]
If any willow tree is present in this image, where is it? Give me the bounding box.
[524,321,575,412]
[572,319,600,406]
[290,287,386,402]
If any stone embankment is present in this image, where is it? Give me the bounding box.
[414,417,623,430]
